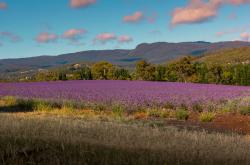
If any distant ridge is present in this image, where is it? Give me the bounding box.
[0,41,250,74]
[196,47,250,65]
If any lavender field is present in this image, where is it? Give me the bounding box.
[0,80,249,108]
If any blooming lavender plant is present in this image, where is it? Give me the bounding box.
[0,80,249,109]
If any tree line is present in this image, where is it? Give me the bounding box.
[34,57,250,86]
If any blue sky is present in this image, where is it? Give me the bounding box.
[0,0,250,59]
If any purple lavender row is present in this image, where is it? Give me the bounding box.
[0,80,249,107]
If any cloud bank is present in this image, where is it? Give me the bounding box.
[36,32,58,43]
[123,11,144,23]
[171,0,250,27]
[0,2,7,9]
[70,0,96,8]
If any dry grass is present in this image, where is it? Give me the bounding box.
[0,113,250,165]
[0,97,250,164]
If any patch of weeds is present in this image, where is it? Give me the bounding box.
[92,103,107,112]
[35,101,53,112]
[239,106,250,116]
[175,108,189,120]
[199,112,215,122]
[220,107,231,113]
[160,110,171,118]
[16,99,36,111]
[111,104,125,118]
[2,96,17,106]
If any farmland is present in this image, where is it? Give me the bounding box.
[1,80,249,108]
[0,80,250,164]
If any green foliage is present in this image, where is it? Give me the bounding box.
[35,71,59,81]
[16,99,36,111]
[2,96,17,106]
[91,61,115,80]
[155,65,166,81]
[113,68,130,80]
[197,47,250,65]
[199,112,215,122]
[78,66,92,80]
[166,56,196,82]
[239,106,250,116]
[35,101,53,111]
[135,60,156,81]
[28,50,250,86]
[59,72,67,81]
[175,108,189,120]
[111,104,125,118]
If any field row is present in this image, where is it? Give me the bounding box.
[0,81,250,110]
[0,96,249,134]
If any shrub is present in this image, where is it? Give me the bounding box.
[239,106,250,116]
[160,111,171,118]
[16,99,36,111]
[175,108,189,120]
[199,112,215,122]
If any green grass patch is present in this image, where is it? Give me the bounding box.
[239,106,250,116]
[199,112,215,122]
[175,108,189,120]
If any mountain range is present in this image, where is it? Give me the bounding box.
[1,41,250,76]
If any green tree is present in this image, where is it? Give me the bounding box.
[155,65,166,81]
[135,60,156,81]
[91,61,114,80]
[166,56,195,82]
[59,72,67,81]
[78,66,92,80]
[207,65,222,84]
[194,62,208,83]
[114,68,131,80]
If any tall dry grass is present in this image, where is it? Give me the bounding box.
[0,113,249,165]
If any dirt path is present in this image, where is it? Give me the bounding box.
[166,113,250,135]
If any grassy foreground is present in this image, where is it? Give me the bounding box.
[0,114,250,165]
[0,97,250,165]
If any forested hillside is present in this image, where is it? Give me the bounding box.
[1,46,250,86]
[197,47,250,65]
[1,41,250,77]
